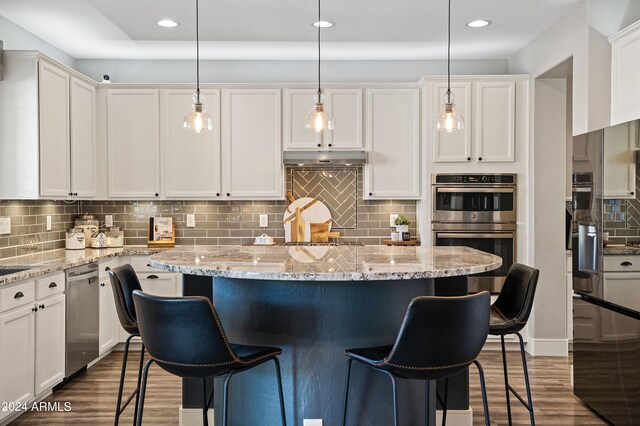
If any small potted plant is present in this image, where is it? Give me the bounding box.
[394,215,411,240]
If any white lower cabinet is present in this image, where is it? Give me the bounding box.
[34,293,65,395]
[138,273,178,297]
[99,277,119,355]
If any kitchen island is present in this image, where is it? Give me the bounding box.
[148,245,501,425]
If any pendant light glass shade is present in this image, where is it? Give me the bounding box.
[305,91,334,133]
[184,0,212,133]
[436,0,464,132]
[184,92,213,133]
[435,91,464,133]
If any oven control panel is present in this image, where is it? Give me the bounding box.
[433,174,516,184]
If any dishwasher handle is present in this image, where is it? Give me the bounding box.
[67,269,98,279]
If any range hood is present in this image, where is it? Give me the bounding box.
[283,150,367,166]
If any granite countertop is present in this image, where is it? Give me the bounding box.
[603,245,640,255]
[0,246,168,287]
[148,245,502,281]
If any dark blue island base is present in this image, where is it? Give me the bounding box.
[181,275,469,426]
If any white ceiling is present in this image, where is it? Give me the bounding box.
[0,0,581,60]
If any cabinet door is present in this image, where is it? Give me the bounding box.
[474,81,515,162]
[0,305,34,418]
[365,88,420,199]
[163,89,222,198]
[99,279,119,355]
[138,273,178,297]
[70,77,97,197]
[222,89,283,199]
[431,81,472,162]
[39,61,70,197]
[604,121,636,199]
[107,89,160,198]
[611,21,640,125]
[283,89,321,150]
[34,294,65,395]
[325,88,363,150]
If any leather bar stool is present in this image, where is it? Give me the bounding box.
[108,264,146,426]
[132,290,287,426]
[341,292,491,426]
[489,263,539,425]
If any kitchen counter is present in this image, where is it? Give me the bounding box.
[148,245,502,281]
[0,246,169,287]
[603,245,640,255]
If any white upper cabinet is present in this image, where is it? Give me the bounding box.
[69,77,97,197]
[364,88,421,199]
[604,121,638,199]
[38,61,70,197]
[610,20,640,125]
[162,89,222,198]
[431,78,517,163]
[221,88,283,199]
[107,89,161,198]
[283,88,363,150]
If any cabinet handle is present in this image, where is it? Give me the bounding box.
[155,193,159,197]
[368,192,373,196]
[104,266,111,272]
[147,263,151,267]
[39,304,45,309]
[73,193,78,196]
[328,143,332,147]
[317,143,321,147]
[621,261,633,266]
[631,192,635,196]
[49,282,58,288]
[68,192,72,196]
[146,275,159,279]
[467,157,471,161]
[226,193,230,196]
[478,157,483,161]
[100,283,105,287]
[32,306,38,312]
[14,291,24,299]
[216,193,220,197]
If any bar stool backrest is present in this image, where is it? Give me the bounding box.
[132,291,239,378]
[108,264,143,334]
[492,263,539,326]
[384,292,490,379]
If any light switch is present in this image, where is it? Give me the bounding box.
[46,215,52,231]
[105,215,113,228]
[259,214,268,228]
[303,420,323,426]
[390,213,398,227]
[0,217,10,235]
[186,214,196,228]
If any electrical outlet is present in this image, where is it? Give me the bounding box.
[303,420,323,426]
[0,217,10,235]
[259,214,268,228]
[46,215,52,231]
[105,214,113,228]
[186,214,196,228]
[390,213,398,227]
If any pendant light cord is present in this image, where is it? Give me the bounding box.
[196,0,201,102]
[317,0,322,96]
[446,0,451,103]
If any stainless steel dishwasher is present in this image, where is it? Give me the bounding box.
[65,262,99,378]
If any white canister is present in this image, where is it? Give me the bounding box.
[90,231,108,248]
[391,232,401,241]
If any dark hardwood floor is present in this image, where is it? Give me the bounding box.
[10,349,606,425]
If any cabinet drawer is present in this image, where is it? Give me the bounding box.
[129,256,156,274]
[138,273,178,297]
[35,272,65,300]
[99,258,121,280]
[603,255,640,271]
[0,281,35,312]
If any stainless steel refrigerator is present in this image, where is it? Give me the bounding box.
[572,123,640,424]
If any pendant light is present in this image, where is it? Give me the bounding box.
[436,0,464,132]
[184,0,213,133]
[305,0,333,133]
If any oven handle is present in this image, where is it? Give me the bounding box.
[436,232,514,239]
[436,187,514,193]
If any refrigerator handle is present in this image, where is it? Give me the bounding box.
[577,222,598,274]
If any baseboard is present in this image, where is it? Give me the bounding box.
[527,338,568,356]
[437,408,473,426]
[179,406,214,426]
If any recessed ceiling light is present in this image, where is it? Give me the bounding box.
[312,21,335,28]
[157,19,179,28]
[466,19,491,28]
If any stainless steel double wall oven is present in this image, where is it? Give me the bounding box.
[432,173,517,293]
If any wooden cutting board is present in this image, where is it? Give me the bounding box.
[310,223,340,243]
[283,197,332,242]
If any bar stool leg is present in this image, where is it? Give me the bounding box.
[473,360,491,426]
[516,332,535,425]
[435,377,449,426]
[341,359,353,426]
[131,344,145,426]
[115,334,134,426]
[135,358,154,426]
[272,357,287,426]
[381,370,399,426]
[222,372,235,426]
[201,378,209,426]
[500,334,513,425]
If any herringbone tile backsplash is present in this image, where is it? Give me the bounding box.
[603,169,640,244]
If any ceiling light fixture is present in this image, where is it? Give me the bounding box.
[157,19,179,28]
[305,0,333,134]
[183,0,213,133]
[436,0,464,133]
[312,20,335,28]
[466,19,491,28]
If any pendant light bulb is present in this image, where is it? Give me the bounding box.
[436,0,464,132]
[184,0,213,133]
[305,91,334,133]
